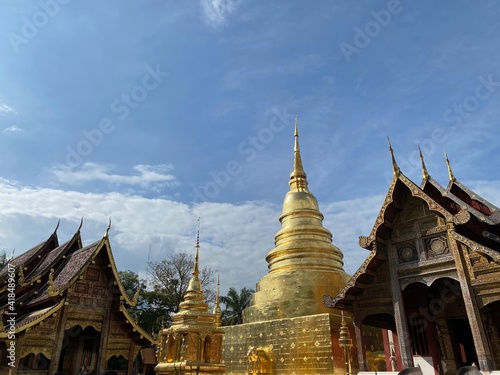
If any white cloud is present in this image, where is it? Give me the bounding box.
[201,0,241,28]
[4,178,497,294]
[49,162,179,190]
[0,104,16,115]
[2,125,23,134]
[0,177,387,293]
[0,178,278,293]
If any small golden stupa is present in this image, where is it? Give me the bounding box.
[155,226,225,375]
[222,120,359,375]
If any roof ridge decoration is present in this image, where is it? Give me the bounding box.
[53,219,60,234]
[387,137,400,178]
[363,172,469,247]
[47,268,59,297]
[18,265,26,286]
[289,116,309,192]
[444,151,456,183]
[451,231,500,264]
[99,233,140,307]
[0,299,66,338]
[323,250,379,308]
[104,216,112,238]
[418,145,429,181]
[119,304,157,344]
[424,176,497,225]
[23,225,83,286]
[78,217,84,232]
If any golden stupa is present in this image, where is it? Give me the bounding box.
[155,227,225,375]
[222,120,376,375]
[244,119,349,322]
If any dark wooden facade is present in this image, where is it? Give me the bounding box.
[0,225,154,375]
[324,154,500,374]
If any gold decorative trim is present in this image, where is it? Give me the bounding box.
[451,231,500,263]
[0,299,65,338]
[103,237,139,307]
[323,250,378,308]
[453,207,471,225]
[367,172,454,244]
[119,304,157,344]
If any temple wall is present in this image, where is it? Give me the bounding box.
[222,313,358,375]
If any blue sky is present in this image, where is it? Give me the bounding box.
[1,1,499,294]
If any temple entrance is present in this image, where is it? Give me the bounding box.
[402,278,481,374]
[447,318,478,369]
[58,325,100,375]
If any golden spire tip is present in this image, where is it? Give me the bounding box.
[290,116,308,190]
[193,218,200,276]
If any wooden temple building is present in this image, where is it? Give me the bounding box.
[324,142,500,374]
[0,222,155,375]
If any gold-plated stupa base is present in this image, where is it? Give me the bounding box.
[244,269,351,323]
[222,312,358,375]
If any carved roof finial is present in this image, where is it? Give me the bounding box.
[53,219,60,234]
[47,268,58,296]
[445,152,456,182]
[104,217,112,238]
[387,137,400,177]
[78,217,84,232]
[418,145,429,181]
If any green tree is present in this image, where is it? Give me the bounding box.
[118,251,216,335]
[220,287,255,325]
[147,251,217,311]
[0,251,6,268]
[118,270,147,320]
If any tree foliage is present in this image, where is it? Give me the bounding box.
[220,287,254,326]
[0,251,6,268]
[118,251,216,335]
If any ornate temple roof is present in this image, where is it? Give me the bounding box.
[0,222,154,345]
[324,143,500,310]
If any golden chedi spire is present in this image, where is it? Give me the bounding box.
[155,220,225,375]
[243,119,350,323]
[177,219,208,313]
[290,116,308,191]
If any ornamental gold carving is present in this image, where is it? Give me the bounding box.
[397,242,418,263]
[453,208,471,225]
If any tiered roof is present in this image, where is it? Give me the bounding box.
[0,222,154,346]
[324,143,500,310]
